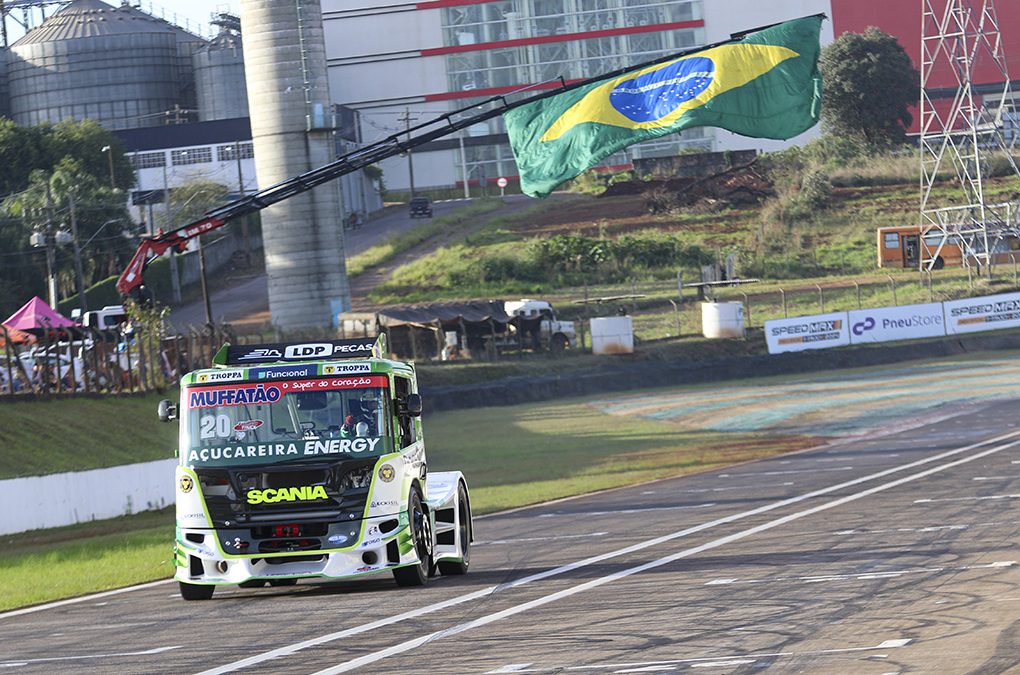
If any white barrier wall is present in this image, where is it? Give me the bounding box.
[848,303,946,344]
[944,292,1020,335]
[764,312,850,353]
[766,292,1020,354]
[0,458,177,535]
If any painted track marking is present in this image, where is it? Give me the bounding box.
[265,434,1020,675]
[0,646,180,667]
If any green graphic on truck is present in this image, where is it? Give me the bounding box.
[159,335,472,600]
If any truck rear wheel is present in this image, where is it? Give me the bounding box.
[393,489,433,587]
[179,581,214,601]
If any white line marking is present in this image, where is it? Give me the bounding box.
[485,664,536,674]
[0,646,180,666]
[199,430,1019,675]
[914,494,1020,503]
[719,467,855,477]
[704,562,1015,587]
[306,439,1018,674]
[537,503,715,518]
[476,533,607,546]
[973,476,1020,481]
[675,482,794,494]
[0,579,173,620]
[690,660,756,669]
[566,638,913,670]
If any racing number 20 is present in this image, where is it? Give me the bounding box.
[200,414,231,439]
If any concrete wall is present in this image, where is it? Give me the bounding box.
[0,459,177,535]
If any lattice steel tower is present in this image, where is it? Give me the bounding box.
[919,0,1020,273]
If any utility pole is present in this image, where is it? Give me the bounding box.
[101,145,116,189]
[458,132,470,200]
[67,190,87,311]
[233,140,252,266]
[398,107,416,198]
[162,161,181,303]
[43,186,58,308]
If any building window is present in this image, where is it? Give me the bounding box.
[171,147,213,166]
[130,151,166,169]
[885,233,900,249]
[216,143,254,161]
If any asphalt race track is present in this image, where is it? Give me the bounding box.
[3,399,1020,673]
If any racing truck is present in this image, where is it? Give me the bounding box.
[157,335,472,600]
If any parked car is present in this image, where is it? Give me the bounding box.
[409,196,433,218]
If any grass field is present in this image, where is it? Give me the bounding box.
[0,387,815,611]
[0,392,179,479]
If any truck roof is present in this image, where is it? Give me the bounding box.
[181,336,413,386]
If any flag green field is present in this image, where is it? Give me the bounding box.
[504,15,824,197]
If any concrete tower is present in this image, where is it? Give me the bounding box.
[239,0,350,330]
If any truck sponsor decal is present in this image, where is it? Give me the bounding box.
[188,384,282,408]
[250,365,316,380]
[323,363,371,375]
[197,370,245,383]
[278,375,387,391]
[187,443,300,463]
[304,438,381,455]
[246,485,329,505]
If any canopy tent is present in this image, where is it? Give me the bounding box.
[2,296,77,333]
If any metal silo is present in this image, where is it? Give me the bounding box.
[240,0,351,331]
[194,13,249,122]
[8,0,180,130]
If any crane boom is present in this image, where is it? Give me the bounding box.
[114,20,781,300]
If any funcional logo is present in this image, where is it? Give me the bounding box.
[852,317,875,336]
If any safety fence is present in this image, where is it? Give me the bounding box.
[0,323,239,399]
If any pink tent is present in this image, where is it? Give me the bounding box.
[2,296,77,332]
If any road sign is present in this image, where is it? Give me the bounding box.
[496,177,508,188]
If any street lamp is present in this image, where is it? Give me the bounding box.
[101,145,117,190]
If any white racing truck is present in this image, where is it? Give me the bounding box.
[158,335,472,600]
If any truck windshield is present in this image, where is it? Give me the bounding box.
[181,375,392,468]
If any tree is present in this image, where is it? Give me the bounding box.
[819,27,919,147]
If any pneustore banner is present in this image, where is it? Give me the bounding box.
[765,312,850,354]
[943,292,1020,335]
[848,303,946,344]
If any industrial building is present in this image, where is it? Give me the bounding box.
[321,0,1020,193]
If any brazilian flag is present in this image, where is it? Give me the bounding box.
[504,15,824,198]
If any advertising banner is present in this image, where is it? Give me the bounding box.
[848,303,946,344]
[943,292,1020,335]
[764,312,849,354]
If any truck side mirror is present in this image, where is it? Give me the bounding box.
[157,399,177,422]
[404,393,423,417]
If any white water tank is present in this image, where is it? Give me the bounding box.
[702,302,744,338]
[590,316,634,354]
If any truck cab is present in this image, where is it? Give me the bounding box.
[160,335,472,600]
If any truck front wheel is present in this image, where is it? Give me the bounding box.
[179,581,214,601]
[393,489,433,587]
[550,333,569,354]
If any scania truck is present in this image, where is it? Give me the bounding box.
[158,335,472,600]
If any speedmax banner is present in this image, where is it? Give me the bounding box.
[765,312,850,354]
[944,292,1020,335]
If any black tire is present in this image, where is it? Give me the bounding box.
[438,483,471,576]
[393,489,433,587]
[269,578,298,587]
[550,333,569,354]
[179,581,214,601]
[933,256,945,270]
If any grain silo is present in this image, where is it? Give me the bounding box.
[7,0,185,130]
[194,13,249,122]
[240,0,351,330]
